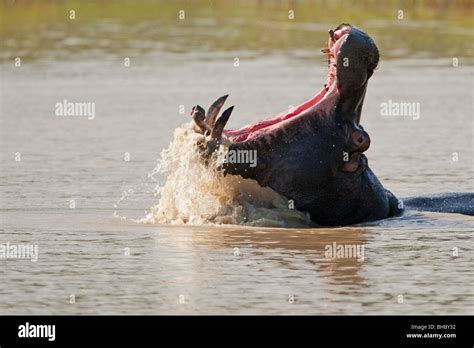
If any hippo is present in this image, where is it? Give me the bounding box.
[189,23,473,226]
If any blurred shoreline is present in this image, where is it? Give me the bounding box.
[1,0,473,64]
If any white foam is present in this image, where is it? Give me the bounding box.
[143,123,312,227]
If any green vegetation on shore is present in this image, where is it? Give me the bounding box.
[1,0,473,63]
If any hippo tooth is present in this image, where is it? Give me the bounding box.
[206,94,229,128]
[211,106,234,139]
[191,105,209,134]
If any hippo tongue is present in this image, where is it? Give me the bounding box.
[224,27,351,143]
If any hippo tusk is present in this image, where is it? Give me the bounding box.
[206,95,229,128]
[210,106,234,139]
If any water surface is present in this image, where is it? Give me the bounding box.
[1,1,473,314]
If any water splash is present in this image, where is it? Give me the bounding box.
[142,122,312,227]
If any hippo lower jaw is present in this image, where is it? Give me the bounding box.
[190,24,401,226]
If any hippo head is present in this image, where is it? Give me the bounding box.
[191,24,400,226]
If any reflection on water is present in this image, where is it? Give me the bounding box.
[1,0,473,63]
[196,226,368,286]
[0,210,472,314]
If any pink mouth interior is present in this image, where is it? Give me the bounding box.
[224,26,351,143]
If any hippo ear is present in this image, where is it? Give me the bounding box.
[211,106,234,139]
[206,95,229,128]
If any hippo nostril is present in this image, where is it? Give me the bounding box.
[352,132,364,143]
[350,130,370,152]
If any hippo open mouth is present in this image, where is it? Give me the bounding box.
[223,24,371,173]
[192,24,375,174]
[190,24,398,226]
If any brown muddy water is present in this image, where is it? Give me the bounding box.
[1,1,473,314]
